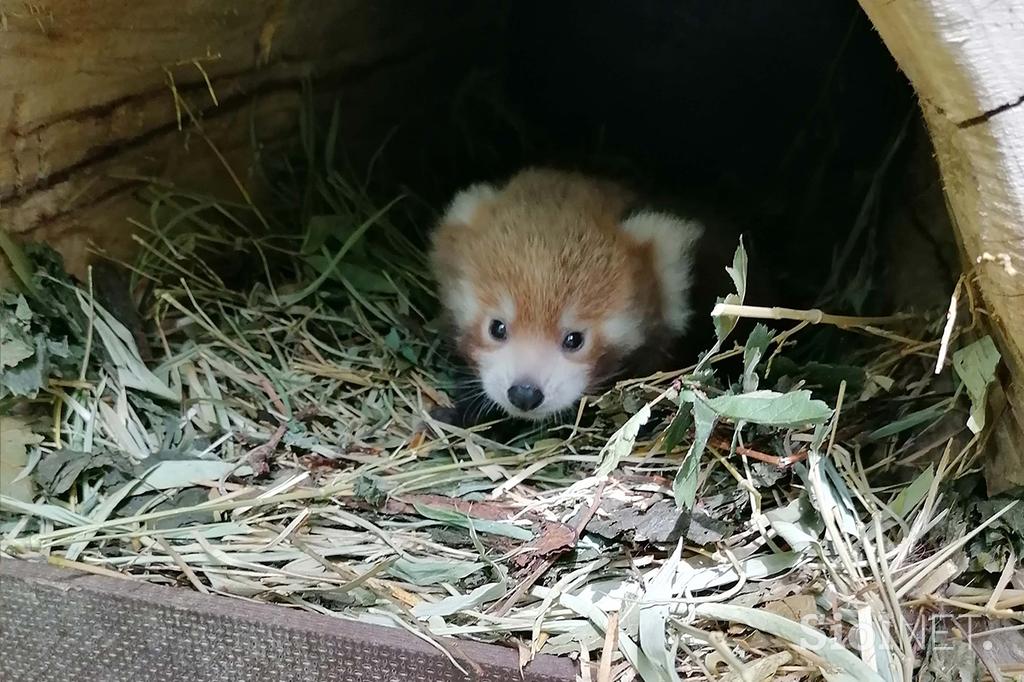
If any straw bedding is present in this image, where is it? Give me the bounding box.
[1,104,1021,682]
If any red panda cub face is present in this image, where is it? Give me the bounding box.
[430,168,703,421]
[472,299,604,420]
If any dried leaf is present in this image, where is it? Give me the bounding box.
[77,291,178,401]
[696,603,885,682]
[638,542,682,681]
[718,651,792,682]
[923,638,978,682]
[685,508,733,545]
[763,594,818,623]
[0,317,34,368]
[0,416,43,502]
[764,495,822,552]
[138,459,252,491]
[34,449,115,496]
[412,580,507,619]
[1,340,47,398]
[515,521,576,567]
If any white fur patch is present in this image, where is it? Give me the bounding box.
[562,306,642,354]
[600,312,644,352]
[620,210,704,333]
[443,183,497,227]
[444,278,478,329]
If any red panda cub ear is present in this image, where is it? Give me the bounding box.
[441,183,497,228]
[619,209,705,335]
[431,183,498,334]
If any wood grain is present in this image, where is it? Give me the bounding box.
[860,0,1024,492]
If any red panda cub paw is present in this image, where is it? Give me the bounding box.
[430,168,703,423]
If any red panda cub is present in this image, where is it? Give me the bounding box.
[429,167,705,424]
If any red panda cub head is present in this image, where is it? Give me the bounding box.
[430,168,703,421]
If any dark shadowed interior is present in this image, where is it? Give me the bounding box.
[302,0,955,320]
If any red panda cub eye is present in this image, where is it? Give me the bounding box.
[429,168,705,422]
[488,319,508,341]
[562,331,584,352]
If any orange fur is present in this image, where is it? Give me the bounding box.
[433,169,661,352]
[430,168,696,419]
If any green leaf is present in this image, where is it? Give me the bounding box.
[383,328,402,351]
[726,237,749,302]
[596,401,651,477]
[14,295,33,321]
[707,390,832,428]
[301,216,338,256]
[281,197,401,306]
[820,457,861,537]
[866,399,953,441]
[0,496,92,527]
[387,558,485,586]
[742,323,773,392]
[413,503,533,540]
[675,548,802,589]
[661,405,693,455]
[768,359,866,395]
[399,345,418,364]
[559,590,664,681]
[343,264,395,293]
[138,459,253,491]
[713,238,748,343]
[673,394,716,509]
[889,465,934,518]
[952,335,1001,434]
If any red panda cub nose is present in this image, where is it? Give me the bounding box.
[508,383,544,412]
[429,167,704,422]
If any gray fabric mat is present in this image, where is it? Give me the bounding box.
[0,559,577,682]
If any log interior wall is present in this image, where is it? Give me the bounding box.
[1,1,495,279]
[859,0,1024,493]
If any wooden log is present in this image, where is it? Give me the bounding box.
[0,1,490,277]
[859,0,1024,493]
